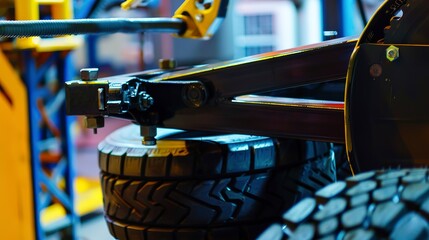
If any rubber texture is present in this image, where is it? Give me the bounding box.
[259,168,429,240]
[333,144,353,180]
[98,124,336,240]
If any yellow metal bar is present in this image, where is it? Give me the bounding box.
[0,49,35,240]
[37,0,64,4]
[173,0,224,39]
[13,0,79,50]
[14,0,40,49]
[51,0,72,20]
[36,36,83,52]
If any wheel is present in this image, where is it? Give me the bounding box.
[98,124,336,240]
[346,0,429,172]
[258,168,429,240]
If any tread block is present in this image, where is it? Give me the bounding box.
[146,227,175,240]
[371,202,406,232]
[346,180,377,197]
[123,148,147,177]
[350,193,370,207]
[314,198,347,221]
[225,143,251,173]
[109,147,128,175]
[136,182,164,223]
[257,223,283,240]
[402,183,429,205]
[127,225,146,239]
[196,145,223,176]
[124,155,145,177]
[112,221,128,240]
[341,205,367,229]
[99,143,115,172]
[145,156,168,177]
[390,213,429,240]
[343,228,375,240]
[318,217,338,236]
[252,140,276,170]
[376,170,408,181]
[346,171,375,186]
[402,174,426,185]
[372,185,397,202]
[315,181,347,204]
[290,223,315,240]
[170,155,195,177]
[283,198,317,228]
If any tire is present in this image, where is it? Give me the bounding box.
[333,144,353,180]
[259,168,429,240]
[98,124,336,240]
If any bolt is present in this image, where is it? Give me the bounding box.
[138,92,154,111]
[195,14,204,23]
[159,59,177,70]
[84,116,104,134]
[183,84,207,108]
[141,125,157,145]
[386,45,399,62]
[80,68,99,81]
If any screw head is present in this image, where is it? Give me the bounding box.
[80,68,99,81]
[386,45,399,62]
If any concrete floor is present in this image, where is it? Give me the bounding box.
[79,214,115,240]
[46,213,115,240]
[71,118,130,240]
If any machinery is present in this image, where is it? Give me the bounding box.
[2,0,429,239]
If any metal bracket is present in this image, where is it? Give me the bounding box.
[173,0,229,39]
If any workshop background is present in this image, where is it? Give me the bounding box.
[0,0,383,239]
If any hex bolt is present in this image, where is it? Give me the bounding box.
[80,68,99,81]
[141,125,157,145]
[386,45,399,62]
[159,59,177,70]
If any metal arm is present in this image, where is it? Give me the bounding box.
[65,37,356,145]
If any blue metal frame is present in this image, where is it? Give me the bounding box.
[23,50,77,240]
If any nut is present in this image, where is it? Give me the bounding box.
[80,68,99,81]
[84,116,104,129]
[158,59,176,70]
[386,45,399,62]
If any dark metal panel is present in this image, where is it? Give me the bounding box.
[348,44,429,171]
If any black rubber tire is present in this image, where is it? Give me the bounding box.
[98,124,336,240]
[258,168,429,240]
[333,144,353,180]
